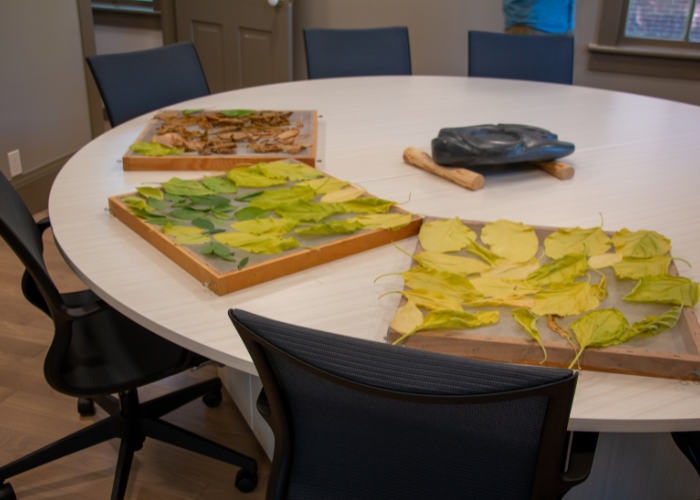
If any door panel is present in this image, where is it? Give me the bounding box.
[174,0,292,91]
[191,22,225,93]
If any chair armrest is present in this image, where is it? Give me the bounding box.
[36,216,51,235]
[63,299,109,320]
[256,389,271,419]
[561,431,599,486]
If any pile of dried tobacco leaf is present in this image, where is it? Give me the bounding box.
[383,217,698,369]
[129,110,312,156]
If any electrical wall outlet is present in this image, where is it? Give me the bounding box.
[8,150,22,178]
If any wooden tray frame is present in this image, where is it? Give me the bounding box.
[387,217,700,380]
[108,175,422,296]
[122,110,318,171]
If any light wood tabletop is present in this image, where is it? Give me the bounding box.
[49,75,700,434]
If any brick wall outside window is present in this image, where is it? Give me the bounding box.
[625,0,700,41]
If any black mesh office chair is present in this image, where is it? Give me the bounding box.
[468,31,574,85]
[86,41,210,127]
[0,174,257,499]
[229,309,598,500]
[304,27,412,80]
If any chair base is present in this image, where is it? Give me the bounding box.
[0,377,257,500]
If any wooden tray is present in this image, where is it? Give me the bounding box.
[387,217,700,380]
[108,171,421,296]
[122,110,317,171]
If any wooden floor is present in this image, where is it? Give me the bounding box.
[0,212,271,499]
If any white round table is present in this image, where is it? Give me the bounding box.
[50,75,700,435]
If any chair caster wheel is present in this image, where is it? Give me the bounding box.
[235,469,257,493]
[0,483,16,499]
[78,397,96,417]
[203,389,222,408]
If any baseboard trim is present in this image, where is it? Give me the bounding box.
[12,151,75,215]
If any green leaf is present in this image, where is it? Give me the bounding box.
[231,218,299,236]
[274,200,345,222]
[205,228,226,235]
[341,197,393,214]
[227,168,287,188]
[220,109,255,118]
[200,241,237,261]
[146,197,168,211]
[129,142,184,157]
[257,161,324,181]
[191,218,216,231]
[161,178,215,197]
[173,233,211,246]
[238,257,249,270]
[164,193,187,203]
[204,217,230,226]
[419,217,476,253]
[129,208,161,219]
[612,256,672,280]
[346,213,412,231]
[544,226,611,260]
[182,109,204,115]
[298,177,349,194]
[209,210,235,220]
[612,228,672,258]
[481,219,539,262]
[526,253,588,287]
[295,220,363,235]
[136,186,164,200]
[621,306,682,342]
[214,232,300,254]
[568,309,629,368]
[234,191,264,202]
[510,308,546,363]
[190,194,230,207]
[248,185,316,210]
[235,207,270,221]
[212,203,236,213]
[531,282,600,317]
[169,208,209,220]
[201,176,238,194]
[466,241,503,265]
[623,275,699,307]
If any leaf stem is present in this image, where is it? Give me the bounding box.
[673,257,693,268]
[374,272,401,283]
[378,290,402,300]
[568,345,585,369]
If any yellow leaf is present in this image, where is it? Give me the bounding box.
[257,161,324,181]
[623,275,699,307]
[214,232,300,254]
[414,251,490,276]
[161,223,204,236]
[568,309,629,368]
[321,186,365,202]
[481,257,540,280]
[469,277,540,299]
[510,308,546,363]
[389,299,424,335]
[230,218,298,236]
[464,296,536,309]
[466,241,503,265]
[588,253,623,269]
[399,267,483,302]
[621,306,682,342]
[389,289,463,311]
[227,167,287,188]
[612,255,672,280]
[173,233,211,246]
[419,217,476,252]
[298,177,350,194]
[347,213,412,231]
[136,186,164,200]
[544,227,611,260]
[612,228,671,258]
[413,309,500,333]
[526,253,587,287]
[248,185,316,210]
[531,283,600,317]
[481,219,539,262]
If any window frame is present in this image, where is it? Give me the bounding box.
[618,0,700,48]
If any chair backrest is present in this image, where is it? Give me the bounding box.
[230,309,581,500]
[0,173,61,314]
[304,27,411,80]
[468,31,574,85]
[86,41,210,127]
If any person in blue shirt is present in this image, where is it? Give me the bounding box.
[504,0,575,36]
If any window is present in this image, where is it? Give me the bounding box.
[624,0,700,43]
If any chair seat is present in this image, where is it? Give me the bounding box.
[61,290,191,394]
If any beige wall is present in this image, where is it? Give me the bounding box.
[0,0,92,180]
[293,0,700,106]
